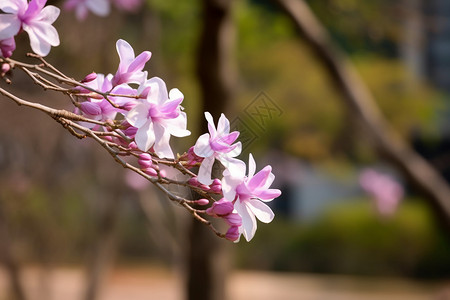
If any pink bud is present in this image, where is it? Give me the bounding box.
[195,199,210,206]
[128,142,138,150]
[80,101,101,116]
[81,72,97,83]
[212,178,221,186]
[1,63,10,74]
[138,153,152,168]
[224,213,242,226]
[188,177,200,187]
[225,226,240,242]
[206,199,234,217]
[159,169,166,178]
[200,184,211,191]
[103,136,113,142]
[143,167,158,177]
[210,184,222,194]
[124,126,138,137]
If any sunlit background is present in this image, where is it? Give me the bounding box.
[1,0,450,299]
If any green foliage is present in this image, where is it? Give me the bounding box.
[236,199,450,278]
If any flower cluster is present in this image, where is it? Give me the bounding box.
[0,0,60,57]
[70,39,281,242]
[0,2,281,241]
[64,0,142,20]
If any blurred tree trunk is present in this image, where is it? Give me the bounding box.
[0,204,27,300]
[186,0,236,299]
[273,0,450,225]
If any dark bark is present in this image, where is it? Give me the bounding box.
[273,0,450,225]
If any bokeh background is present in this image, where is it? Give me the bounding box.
[1,0,450,299]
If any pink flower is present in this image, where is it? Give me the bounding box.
[360,169,404,216]
[78,73,118,127]
[0,37,15,58]
[64,0,110,20]
[223,154,281,242]
[111,39,151,87]
[0,0,60,56]
[193,112,243,185]
[126,77,190,158]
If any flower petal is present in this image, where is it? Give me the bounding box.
[234,200,256,242]
[248,153,256,178]
[194,133,213,158]
[0,15,21,40]
[247,199,274,223]
[126,102,150,128]
[153,122,173,158]
[1,0,27,14]
[165,112,190,137]
[216,113,230,136]
[146,77,168,105]
[127,50,151,73]
[36,5,60,24]
[197,155,215,185]
[116,39,135,72]
[257,188,281,202]
[135,120,155,151]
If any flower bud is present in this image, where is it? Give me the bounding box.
[80,101,101,116]
[188,177,200,187]
[224,212,242,227]
[206,199,234,217]
[1,63,11,74]
[159,169,166,178]
[138,153,152,169]
[195,199,210,206]
[124,126,138,138]
[210,184,222,194]
[128,142,138,150]
[199,184,211,192]
[225,226,240,242]
[81,72,97,83]
[143,167,158,177]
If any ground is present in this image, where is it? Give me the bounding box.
[0,266,448,300]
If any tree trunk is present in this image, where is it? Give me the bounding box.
[186,0,236,299]
[273,0,450,226]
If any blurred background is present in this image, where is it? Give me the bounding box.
[1,0,450,299]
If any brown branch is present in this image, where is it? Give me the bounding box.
[274,0,450,223]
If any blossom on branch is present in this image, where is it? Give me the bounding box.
[0,0,60,57]
[223,154,281,242]
[194,112,243,185]
[112,39,151,86]
[126,77,190,158]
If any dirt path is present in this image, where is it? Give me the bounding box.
[0,266,448,300]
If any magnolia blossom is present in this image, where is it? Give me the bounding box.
[126,77,190,158]
[359,169,404,216]
[193,112,242,185]
[111,39,151,87]
[0,0,60,57]
[77,73,119,127]
[64,0,110,20]
[223,154,281,242]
